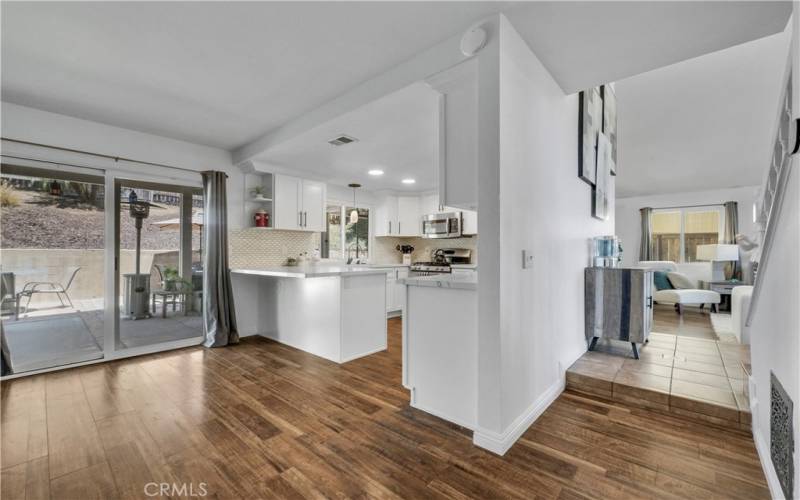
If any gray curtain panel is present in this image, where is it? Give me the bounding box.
[639,207,653,261]
[723,201,741,280]
[202,171,239,347]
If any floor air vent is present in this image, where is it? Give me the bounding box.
[771,371,794,499]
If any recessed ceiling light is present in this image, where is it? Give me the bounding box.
[401,178,416,184]
[368,169,384,176]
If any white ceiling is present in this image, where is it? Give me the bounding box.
[505,1,792,93]
[0,1,511,150]
[1,1,791,157]
[616,29,791,199]
[255,82,440,192]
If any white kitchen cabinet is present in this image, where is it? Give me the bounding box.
[397,196,420,237]
[384,268,407,315]
[375,193,476,237]
[273,174,301,230]
[419,193,439,216]
[385,270,396,313]
[427,59,478,211]
[461,209,478,235]
[375,195,398,237]
[394,268,408,312]
[273,173,326,231]
[301,179,325,232]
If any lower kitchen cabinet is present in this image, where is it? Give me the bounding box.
[385,268,408,315]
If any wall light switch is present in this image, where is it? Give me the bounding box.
[522,250,534,269]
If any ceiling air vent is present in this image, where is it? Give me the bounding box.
[328,134,358,147]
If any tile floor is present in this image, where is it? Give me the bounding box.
[567,332,751,431]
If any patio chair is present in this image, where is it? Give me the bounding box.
[16,266,81,318]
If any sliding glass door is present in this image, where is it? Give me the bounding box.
[0,164,106,375]
[114,179,204,350]
[0,163,205,378]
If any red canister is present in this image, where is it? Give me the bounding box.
[254,209,269,228]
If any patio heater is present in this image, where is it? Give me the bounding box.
[122,191,152,320]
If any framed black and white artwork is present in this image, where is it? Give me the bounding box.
[578,87,602,185]
[601,84,617,175]
[593,133,612,220]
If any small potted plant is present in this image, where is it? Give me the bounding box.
[251,186,269,201]
[162,267,193,292]
[396,244,414,265]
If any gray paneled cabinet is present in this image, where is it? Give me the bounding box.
[584,267,653,359]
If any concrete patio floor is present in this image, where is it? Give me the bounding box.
[2,297,201,375]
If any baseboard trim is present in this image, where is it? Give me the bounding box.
[750,380,784,500]
[411,401,475,431]
[340,345,388,363]
[472,375,564,455]
[753,423,783,499]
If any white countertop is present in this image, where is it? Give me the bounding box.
[231,265,389,278]
[450,263,478,269]
[400,273,478,290]
[368,263,411,268]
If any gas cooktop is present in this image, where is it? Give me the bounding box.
[410,262,451,273]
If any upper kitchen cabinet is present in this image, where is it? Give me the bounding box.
[397,196,420,236]
[300,179,325,231]
[419,193,441,215]
[426,59,478,211]
[460,208,477,235]
[375,195,422,237]
[375,195,399,236]
[273,173,326,231]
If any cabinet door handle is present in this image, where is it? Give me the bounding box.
[398,222,401,234]
[298,211,302,227]
[388,221,391,234]
[305,212,308,227]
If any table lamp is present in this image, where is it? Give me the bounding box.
[697,244,739,281]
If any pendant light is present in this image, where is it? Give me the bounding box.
[348,183,361,224]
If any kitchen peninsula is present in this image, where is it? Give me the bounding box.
[401,273,477,429]
[231,265,388,363]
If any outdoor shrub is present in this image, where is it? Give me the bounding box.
[0,181,21,207]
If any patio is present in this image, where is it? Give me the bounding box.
[1,295,202,375]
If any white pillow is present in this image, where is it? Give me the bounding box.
[667,272,695,289]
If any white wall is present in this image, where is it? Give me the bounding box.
[474,16,615,452]
[748,158,799,499]
[1,102,244,227]
[616,186,760,282]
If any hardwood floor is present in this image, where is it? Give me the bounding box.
[652,304,718,340]
[1,318,769,499]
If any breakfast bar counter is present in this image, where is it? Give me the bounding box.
[231,265,387,363]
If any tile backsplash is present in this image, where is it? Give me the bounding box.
[229,229,476,268]
[371,236,477,264]
[229,228,320,268]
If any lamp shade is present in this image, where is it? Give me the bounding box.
[696,243,739,262]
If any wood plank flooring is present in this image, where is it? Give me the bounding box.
[1,318,769,499]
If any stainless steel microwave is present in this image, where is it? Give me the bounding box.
[421,212,462,239]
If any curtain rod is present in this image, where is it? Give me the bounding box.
[647,203,726,210]
[1,137,218,176]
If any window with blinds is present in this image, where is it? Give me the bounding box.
[651,207,723,263]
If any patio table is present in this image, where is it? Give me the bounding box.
[151,290,191,318]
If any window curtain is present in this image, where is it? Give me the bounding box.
[639,207,653,261]
[723,201,741,280]
[201,171,239,347]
